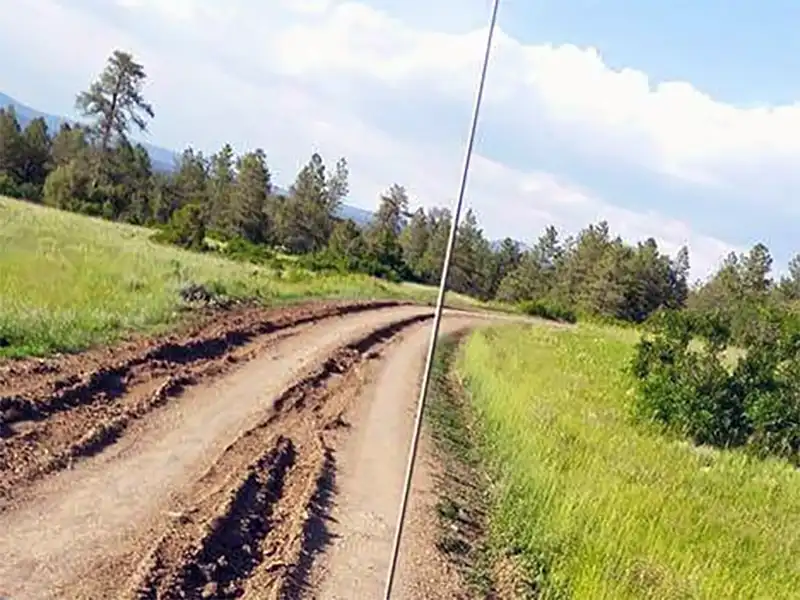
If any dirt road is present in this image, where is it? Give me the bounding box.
[0,300,498,599]
[306,318,480,600]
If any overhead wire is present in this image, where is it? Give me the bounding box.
[381,0,502,597]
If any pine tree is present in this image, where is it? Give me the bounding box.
[0,107,23,180]
[329,219,366,260]
[367,183,409,268]
[327,157,349,214]
[669,245,691,308]
[489,238,522,299]
[496,250,545,303]
[207,144,236,234]
[741,242,773,296]
[51,123,88,167]
[418,207,452,284]
[276,153,347,253]
[76,50,154,152]
[20,117,52,186]
[450,209,492,298]
[174,148,209,209]
[112,140,153,223]
[399,208,430,280]
[230,149,272,243]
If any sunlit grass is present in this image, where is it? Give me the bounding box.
[458,323,800,599]
[0,197,488,357]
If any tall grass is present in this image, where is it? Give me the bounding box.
[0,198,483,357]
[458,323,800,599]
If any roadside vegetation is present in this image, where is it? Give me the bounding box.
[632,307,800,465]
[449,323,800,599]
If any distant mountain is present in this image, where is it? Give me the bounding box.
[337,204,374,226]
[0,92,64,132]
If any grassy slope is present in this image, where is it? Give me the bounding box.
[457,323,800,599]
[0,197,487,357]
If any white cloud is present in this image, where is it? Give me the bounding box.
[0,0,747,278]
[278,0,335,15]
[265,2,800,199]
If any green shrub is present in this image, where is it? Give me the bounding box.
[151,203,207,251]
[42,161,91,212]
[298,250,404,282]
[631,308,800,463]
[0,172,17,197]
[0,173,42,201]
[519,299,577,323]
[218,237,277,265]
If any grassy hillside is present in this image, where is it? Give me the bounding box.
[455,323,800,599]
[0,197,482,357]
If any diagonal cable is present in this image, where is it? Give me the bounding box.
[382,1,502,597]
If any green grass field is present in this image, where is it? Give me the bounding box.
[0,197,486,358]
[456,323,800,599]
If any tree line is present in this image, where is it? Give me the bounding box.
[4,49,798,330]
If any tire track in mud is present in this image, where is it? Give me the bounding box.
[117,313,432,600]
[0,300,407,504]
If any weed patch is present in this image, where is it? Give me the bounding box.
[425,334,495,597]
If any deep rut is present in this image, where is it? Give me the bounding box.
[130,436,298,599]
[119,313,432,600]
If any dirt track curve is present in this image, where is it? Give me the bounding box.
[0,300,504,599]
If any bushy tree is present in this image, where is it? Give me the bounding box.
[329,218,366,260]
[399,207,429,280]
[153,203,207,251]
[42,161,91,212]
[51,123,88,168]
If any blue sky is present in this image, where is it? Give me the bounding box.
[1,0,799,280]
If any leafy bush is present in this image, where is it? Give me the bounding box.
[42,161,92,212]
[298,250,404,282]
[218,237,277,265]
[519,299,577,323]
[151,203,207,251]
[0,172,17,197]
[631,308,800,463]
[0,173,42,202]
